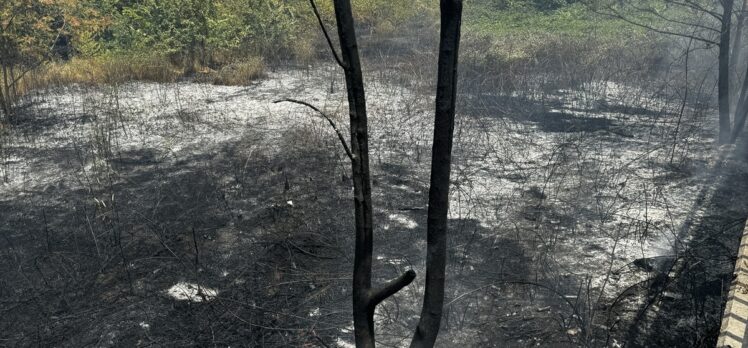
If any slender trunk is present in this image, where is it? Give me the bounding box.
[730,51,748,141]
[731,0,747,74]
[0,64,6,121]
[8,64,16,103]
[1,64,12,122]
[335,0,375,342]
[329,1,415,347]
[719,0,734,143]
[411,1,463,347]
[730,0,747,114]
[0,79,7,122]
[671,37,693,163]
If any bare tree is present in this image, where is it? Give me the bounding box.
[411,1,464,347]
[285,0,465,346]
[729,0,747,101]
[719,0,734,143]
[303,0,418,346]
[597,0,743,143]
[730,46,748,141]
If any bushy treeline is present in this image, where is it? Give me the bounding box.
[10,0,433,66]
[0,0,435,117]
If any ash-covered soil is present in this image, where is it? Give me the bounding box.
[1,64,745,347]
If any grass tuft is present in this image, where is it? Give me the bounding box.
[211,58,266,86]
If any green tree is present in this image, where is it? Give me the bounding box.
[110,0,214,68]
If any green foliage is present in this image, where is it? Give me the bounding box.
[0,0,109,119]
[482,0,582,11]
[1,0,64,65]
[209,0,305,58]
[105,0,314,62]
[108,0,213,59]
[466,1,636,37]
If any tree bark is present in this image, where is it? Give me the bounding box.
[327,1,416,347]
[0,64,12,123]
[731,0,748,142]
[730,0,747,99]
[0,71,7,121]
[730,54,748,141]
[719,0,734,143]
[411,1,463,347]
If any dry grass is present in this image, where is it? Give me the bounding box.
[211,57,266,86]
[11,55,182,99]
[291,40,318,65]
[10,53,267,101]
[39,55,182,86]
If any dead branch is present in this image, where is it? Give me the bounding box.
[309,0,348,70]
[273,98,354,161]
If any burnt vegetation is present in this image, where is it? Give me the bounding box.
[3,0,748,347]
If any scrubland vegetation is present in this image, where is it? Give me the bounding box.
[2,0,748,347]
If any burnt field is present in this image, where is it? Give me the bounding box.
[1,55,745,348]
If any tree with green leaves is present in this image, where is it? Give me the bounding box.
[0,0,105,122]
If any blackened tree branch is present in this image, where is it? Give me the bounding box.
[596,6,719,46]
[273,98,354,161]
[669,0,723,20]
[369,270,416,307]
[309,0,348,70]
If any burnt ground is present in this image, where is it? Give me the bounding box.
[619,142,748,347]
[0,64,745,347]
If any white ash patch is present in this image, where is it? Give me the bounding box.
[165,282,218,302]
[335,338,355,348]
[388,213,418,229]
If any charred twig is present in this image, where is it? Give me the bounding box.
[314,334,332,348]
[286,240,339,259]
[273,98,353,161]
[309,0,348,70]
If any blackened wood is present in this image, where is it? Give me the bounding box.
[411,1,463,347]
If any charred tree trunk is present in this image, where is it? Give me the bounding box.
[719,0,734,143]
[730,53,748,141]
[0,63,12,123]
[411,1,463,347]
[0,75,7,121]
[325,1,416,347]
[731,1,747,81]
[731,0,748,142]
[730,0,747,115]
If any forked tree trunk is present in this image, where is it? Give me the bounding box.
[719,0,734,143]
[327,1,416,347]
[411,1,464,347]
[315,0,463,346]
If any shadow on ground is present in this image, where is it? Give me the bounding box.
[615,140,748,347]
[0,105,361,346]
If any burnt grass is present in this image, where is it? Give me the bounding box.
[0,62,746,347]
[0,106,359,346]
